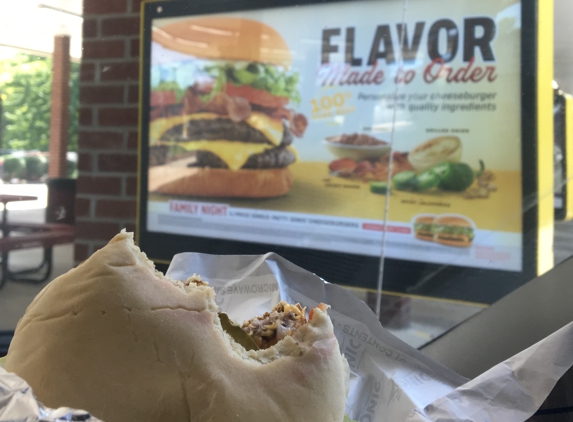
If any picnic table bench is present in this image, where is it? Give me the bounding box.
[0,223,74,287]
[0,180,76,288]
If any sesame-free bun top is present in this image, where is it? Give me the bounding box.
[153,17,292,68]
[415,215,436,225]
[434,215,473,228]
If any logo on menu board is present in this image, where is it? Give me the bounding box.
[319,18,497,86]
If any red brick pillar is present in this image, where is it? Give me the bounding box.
[74,0,140,262]
[49,35,71,178]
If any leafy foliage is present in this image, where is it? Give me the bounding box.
[2,155,25,179]
[24,155,49,180]
[0,53,79,152]
[0,153,75,181]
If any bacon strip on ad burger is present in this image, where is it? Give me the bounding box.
[148,17,308,198]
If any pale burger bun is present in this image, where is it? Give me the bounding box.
[433,215,475,248]
[4,231,349,422]
[153,17,292,68]
[149,165,293,198]
[148,17,307,199]
[413,215,436,242]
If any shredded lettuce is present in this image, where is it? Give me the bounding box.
[200,61,301,105]
[434,225,474,239]
[198,66,227,103]
[413,223,435,233]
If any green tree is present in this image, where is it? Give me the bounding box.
[0,53,79,152]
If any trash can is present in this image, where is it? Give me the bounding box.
[46,178,76,225]
[0,331,13,357]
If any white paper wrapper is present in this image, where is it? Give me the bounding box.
[1,252,572,421]
[0,363,102,422]
[166,252,573,422]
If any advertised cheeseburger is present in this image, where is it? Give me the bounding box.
[413,215,436,242]
[433,215,475,248]
[148,17,307,198]
[4,231,349,422]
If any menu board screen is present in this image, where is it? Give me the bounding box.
[145,0,523,272]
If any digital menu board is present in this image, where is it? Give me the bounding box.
[138,0,553,301]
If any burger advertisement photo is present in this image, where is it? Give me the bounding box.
[148,17,307,199]
[142,0,524,272]
[413,214,476,248]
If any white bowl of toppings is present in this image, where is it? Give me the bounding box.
[323,133,391,161]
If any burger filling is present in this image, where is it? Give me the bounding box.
[159,119,293,146]
[201,61,302,107]
[192,147,296,169]
[434,225,474,242]
[414,222,435,238]
[178,278,327,351]
[149,60,308,173]
[241,301,308,350]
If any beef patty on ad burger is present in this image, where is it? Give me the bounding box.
[148,17,308,198]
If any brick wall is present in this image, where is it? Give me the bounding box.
[75,0,143,262]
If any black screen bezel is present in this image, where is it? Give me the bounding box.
[138,0,540,305]
[554,91,566,221]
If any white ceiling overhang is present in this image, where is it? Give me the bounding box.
[0,0,82,60]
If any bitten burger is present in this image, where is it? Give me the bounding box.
[4,232,350,422]
[148,17,308,198]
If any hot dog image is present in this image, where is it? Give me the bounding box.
[4,231,349,422]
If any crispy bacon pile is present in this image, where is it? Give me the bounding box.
[151,78,308,138]
[329,151,414,182]
[328,133,388,146]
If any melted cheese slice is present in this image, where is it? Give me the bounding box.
[245,113,283,146]
[159,139,275,171]
[287,146,299,161]
[149,112,284,146]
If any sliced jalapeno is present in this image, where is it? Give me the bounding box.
[392,171,418,191]
[369,181,389,194]
[431,162,452,180]
[415,170,440,191]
